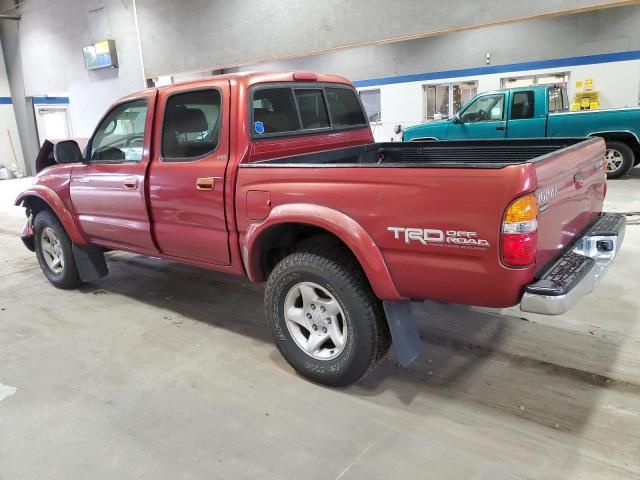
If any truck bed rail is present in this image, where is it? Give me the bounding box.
[243,138,595,169]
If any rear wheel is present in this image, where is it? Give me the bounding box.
[264,247,390,387]
[604,140,634,179]
[33,210,81,289]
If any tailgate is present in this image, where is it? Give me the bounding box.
[533,137,607,270]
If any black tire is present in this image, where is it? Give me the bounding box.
[33,210,81,289]
[604,140,635,179]
[264,246,390,387]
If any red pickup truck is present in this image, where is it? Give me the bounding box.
[16,71,625,386]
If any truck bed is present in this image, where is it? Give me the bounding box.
[237,136,606,307]
[243,138,589,168]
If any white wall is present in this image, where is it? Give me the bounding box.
[364,58,640,142]
[0,39,24,171]
[17,0,145,138]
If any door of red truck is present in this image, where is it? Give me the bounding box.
[147,79,231,265]
[70,90,158,253]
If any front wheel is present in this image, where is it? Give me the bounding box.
[264,248,390,387]
[604,141,634,179]
[33,210,81,289]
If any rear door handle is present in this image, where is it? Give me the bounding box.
[123,177,138,190]
[196,177,215,191]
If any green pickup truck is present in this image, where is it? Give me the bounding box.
[403,85,640,179]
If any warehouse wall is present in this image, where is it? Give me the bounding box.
[225,5,640,82]
[134,0,634,78]
[225,5,640,141]
[2,0,145,140]
[0,38,24,173]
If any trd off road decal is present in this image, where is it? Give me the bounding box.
[387,227,490,250]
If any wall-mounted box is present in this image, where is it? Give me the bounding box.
[82,40,118,70]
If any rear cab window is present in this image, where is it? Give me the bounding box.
[548,87,569,113]
[251,83,368,138]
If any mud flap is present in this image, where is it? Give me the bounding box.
[382,301,423,367]
[72,244,108,282]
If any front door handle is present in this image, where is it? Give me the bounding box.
[123,177,138,190]
[196,177,215,191]
[496,125,506,131]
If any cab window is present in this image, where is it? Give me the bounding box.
[253,88,301,135]
[162,89,221,161]
[295,89,330,129]
[511,91,534,119]
[460,94,505,123]
[251,84,367,138]
[324,87,367,126]
[90,99,148,162]
[548,87,569,113]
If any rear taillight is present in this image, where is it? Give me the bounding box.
[502,193,538,267]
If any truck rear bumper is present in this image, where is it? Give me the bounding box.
[520,213,625,315]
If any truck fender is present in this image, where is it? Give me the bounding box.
[586,130,640,145]
[15,186,87,245]
[243,203,403,301]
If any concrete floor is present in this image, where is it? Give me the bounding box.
[1,171,639,480]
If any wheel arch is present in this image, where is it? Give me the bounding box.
[15,187,87,245]
[587,131,640,157]
[243,204,402,301]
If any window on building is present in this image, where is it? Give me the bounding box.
[359,89,381,122]
[502,72,569,90]
[424,82,477,121]
[511,91,535,119]
[162,89,222,160]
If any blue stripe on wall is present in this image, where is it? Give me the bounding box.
[32,96,70,104]
[353,50,640,88]
[0,97,12,104]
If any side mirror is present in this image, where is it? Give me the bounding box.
[452,114,461,124]
[53,140,83,164]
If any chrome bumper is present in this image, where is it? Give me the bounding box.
[520,213,625,315]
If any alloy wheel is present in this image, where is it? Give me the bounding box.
[605,148,624,174]
[283,282,348,360]
[40,227,64,274]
